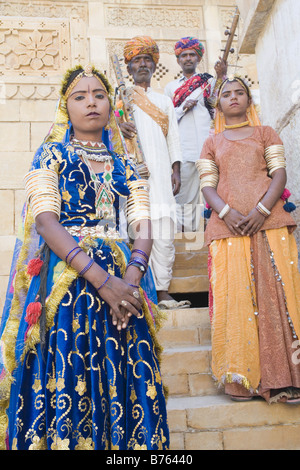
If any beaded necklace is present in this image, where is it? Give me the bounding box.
[72,138,114,220]
[72,138,110,162]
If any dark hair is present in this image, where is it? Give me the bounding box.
[60,65,113,98]
[218,77,251,99]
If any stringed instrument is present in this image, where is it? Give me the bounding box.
[110,54,149,179]
[222,6,240,63]
[185,6,240,107]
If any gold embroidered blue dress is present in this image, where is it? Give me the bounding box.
[0,141,169,450]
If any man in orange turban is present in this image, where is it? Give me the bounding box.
[120,36,191,310]
[123,35,160,65]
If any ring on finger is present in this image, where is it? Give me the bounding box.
[121,300,128,307]
[132,290,140,299]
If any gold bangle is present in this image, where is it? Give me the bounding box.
[264,145,286,176]
[196,159,219,178]
[200,174,219,191]
[24,168,61,219]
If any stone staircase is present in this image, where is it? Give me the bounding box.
[157,233,300,451]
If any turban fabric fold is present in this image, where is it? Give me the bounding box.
[124,36,160,64]
[174,37,205,58]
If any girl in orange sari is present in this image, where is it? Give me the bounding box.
[197,77,300,403]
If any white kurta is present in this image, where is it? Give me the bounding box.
[164,74,215,162]
[132,87,182,223]
[131,87,182,291]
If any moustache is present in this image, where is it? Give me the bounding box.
[137,67,151,73]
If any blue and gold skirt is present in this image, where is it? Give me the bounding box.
[1,236,169,450]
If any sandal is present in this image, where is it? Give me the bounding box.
[286,397,300,405]
[157,299,191,310]
[230,395,253,402]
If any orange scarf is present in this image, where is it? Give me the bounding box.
[131,86,169,137]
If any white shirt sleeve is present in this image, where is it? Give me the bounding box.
[165,96,182,165]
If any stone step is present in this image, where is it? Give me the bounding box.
[161,345,211,377]
[161,345,216,399]
[158,324,211,348]
[158,307,211,348]
[171,235,208,293]
[174,232,205,253]
[159,308,212,397]
[173,251,208,266]
[163,372,217,399]
[160,307,210,330]
[169,275,209,293]
[167,394,300,450]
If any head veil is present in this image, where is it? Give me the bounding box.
[44,64,126,154]
[214,76,261,134]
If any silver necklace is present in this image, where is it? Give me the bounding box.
[72,138,111,162]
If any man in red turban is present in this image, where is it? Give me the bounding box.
[174,36,205,59]
[165,37,227,232]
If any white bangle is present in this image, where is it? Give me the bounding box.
[218,204,231,219]
[256,202,271,217]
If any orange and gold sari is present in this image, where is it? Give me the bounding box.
[209,227,300,402]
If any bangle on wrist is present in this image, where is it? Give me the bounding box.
[131,249,149,262]
[218,204,231,219]
[79,258,94,276]
[97,273,111,292]
[67,247,82,265]
[256,202,271,217]
[66,246,79,263]
[126,260,147,275]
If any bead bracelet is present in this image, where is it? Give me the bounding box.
[131,249,149,262]
[79,258,94,276]
[66,246,80,263]
[67,247,82,265]
[97,273,111,292]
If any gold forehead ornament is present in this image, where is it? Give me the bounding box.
[64,64,106,100]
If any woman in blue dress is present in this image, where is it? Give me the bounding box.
[0,65,169,450]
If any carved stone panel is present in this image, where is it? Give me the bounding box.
[104,4,204,29]
[0,18,70,76]
[0,0,88,78]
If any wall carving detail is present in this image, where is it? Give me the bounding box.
[0,0,88,77]
[0,20,68,75]
[105,5,204,29]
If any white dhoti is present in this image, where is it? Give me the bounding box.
[149,217,175,292]
[175,161,201,232]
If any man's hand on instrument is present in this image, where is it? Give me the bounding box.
[183,99,197,113]
[214,57,228,79]
[119,122,137,139]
